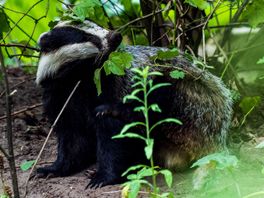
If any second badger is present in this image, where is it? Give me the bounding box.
[36,20,233,187]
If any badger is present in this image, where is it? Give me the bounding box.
[36,20,233,187]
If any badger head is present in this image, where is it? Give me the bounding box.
[36,20,122,84]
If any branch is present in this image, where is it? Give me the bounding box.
[0,103,43,121]
[23,80,81,198]
[116,7,168,32]
[0,48,20,198]
[220,0,251,47]
[0,44,39,52]
[0,145,10,160]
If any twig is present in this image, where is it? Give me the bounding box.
[0,48,20,198]
[1,0,44,42]
[202,0,222,64]
[0,77,36,99]
[0,146,10,160]
[220,0,251,47]
[23,80,81,198]
[116,8,168,32]
[0,103,43,121]
[0,44,39,52]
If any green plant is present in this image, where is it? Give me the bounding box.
[113,66,182,198]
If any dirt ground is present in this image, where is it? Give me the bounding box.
[2,68,264,198]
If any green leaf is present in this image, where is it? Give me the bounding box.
[239,96,261,114]
[0,195,9,198]
[103,52,133,76]
[144,139,154,159]
[149,104,162,112]
[191,152,238,170]
[151,48,179,61]
[73,0,101,21]
[120,122,145,134]
[133,106,145,112]
[122,164,146,177]
[148,71,163,76]
[150,118,182,132]
[112,132,146,141]
[184,0,210,10]
[93,68,102,96]
[257,56,264,64]
[123,95,144,104]
[20,160,36,171]
[169,70,185,79]
[147,83,171,96]
[159,169,173,188]
[242,0,264,27]
[255,141,264,149]
[128,181,141,198]
[0,8,10,39]
[138,166,157,178]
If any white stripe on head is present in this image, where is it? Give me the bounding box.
[80,21,109,49]
[54,20,110,49]
[36,42,99,84]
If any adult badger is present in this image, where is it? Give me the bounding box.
[36,20,232,187]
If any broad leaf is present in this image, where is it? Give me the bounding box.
[255,141,264,149]
[160,169,173,188]
[0,8,9,39]
[103,52,133,76]
[20,160,36,171]
[149,104,162,112]
[191,152,238,170]
[242,0,264,27]
[184,0,210,10]
[128,181,141,198]
[151,48,179,61]
[169,70,185,79]
[144,139,154,159]
[239,96,261,114]
[257,56,264,64]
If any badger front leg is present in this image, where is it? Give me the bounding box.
[37,110,97,177]
[87,116,145,188]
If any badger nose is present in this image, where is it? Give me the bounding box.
[109,31,122,50]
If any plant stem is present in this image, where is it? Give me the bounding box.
[143,72,157,197]
[0,48,20,198]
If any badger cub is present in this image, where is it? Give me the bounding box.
[36,20,232,187]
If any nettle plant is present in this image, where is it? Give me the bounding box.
[113,66,182,198]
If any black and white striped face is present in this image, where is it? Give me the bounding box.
[36,20,122,84]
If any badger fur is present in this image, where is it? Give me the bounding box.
[36,20,232,187]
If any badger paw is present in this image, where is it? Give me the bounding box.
[94,104,120,118]
[86,173,121,189]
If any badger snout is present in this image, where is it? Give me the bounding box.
[107,31,122,51]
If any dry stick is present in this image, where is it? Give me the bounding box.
[0,146,10,160]
[0,77,36,99]
[0,103,43,121]
[0,48,20,198]
[23,80,81,198]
